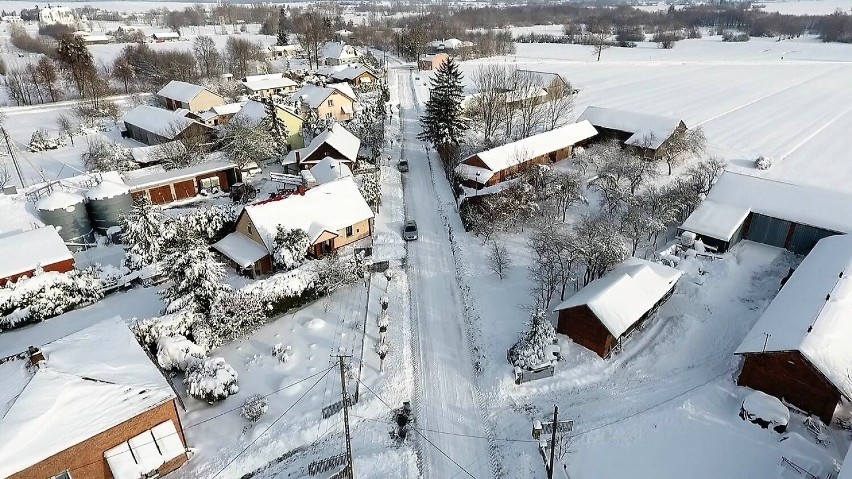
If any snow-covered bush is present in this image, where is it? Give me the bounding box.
[160,241,226,315]
[273,226,310,272]
[82,138,134,172]
[208,290,267,348]
[156,335,205,371]
[356,169,381,206]
[133,311,200,350]
[722,30,750,42]
[184,357,239,403]
[121,197,167,271]
[0,269,102,330]
[240,394,269,423]
[314,253,365,294]
[169,205,238,244]
[754,156,772,170]
[272,343,292,363]
[508,309,557,370]
[241,262,320,317]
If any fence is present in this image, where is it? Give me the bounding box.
[307,454,347,476]
[513,364,555,385]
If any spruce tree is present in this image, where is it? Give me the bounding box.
[121,196,166,271]
[277,8,289,46]
[160,236,226,315]
[265,99,290,159]
[418,57,467,166]
[508,309,557,369]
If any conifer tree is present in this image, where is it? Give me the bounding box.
[160,235,226,315]
[508,308,556,369]
[418,57,467,167]
[265,99,290,159]
[121,196,166,270]
[277,8,290,46]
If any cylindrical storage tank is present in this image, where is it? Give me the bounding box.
[85,181,132,234]
[37,191,95,251]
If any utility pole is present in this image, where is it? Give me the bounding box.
[1,127,26,189]
[548,405,558,479]
[355,274,370,403]
[335,354,355,479]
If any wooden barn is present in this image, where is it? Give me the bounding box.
[680,172,844,254]
[735,234,852,424]
[0,227,74,286]
[125,161,239,205]
[553,258,682,358]
[0,319,188,479]
[455,121,597,189]
[577,106,686,159]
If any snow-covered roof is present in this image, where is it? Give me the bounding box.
[285,123,360,165]
[330,82,357,101]
[213,232,269,268]
[242,74,298,93]
[232,100,268,124]
[293,83,356,109]
[457,120,597,181]
[430,38,463,49]
[123,105,195,139]
[514,70,565,87]
[681,172,852,241]
[0,227,73,280]
[0,319,175,477]
[554,258,682,338]
[130,142,183,165]
[124,160,235,190]
[85,180,130,200]
[330,65,376,82]
[211,102,245,116]
[736,234,852,399]
[577,106,683,150]
[309,157,353,185]
[157,80,209,103]
[322,41,358,60]
[504,87,548,103]
[152,31,179,39]
[244,178,374,249]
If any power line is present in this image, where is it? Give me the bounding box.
[349,414,538,444]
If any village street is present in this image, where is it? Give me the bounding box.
[393,64,496,479]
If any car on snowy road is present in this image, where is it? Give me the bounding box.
[403,220,418,241]
[398,159,409,172]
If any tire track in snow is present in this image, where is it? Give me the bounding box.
[777,100,852,161]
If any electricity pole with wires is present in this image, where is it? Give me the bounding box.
[334,353,355,479]
[548,405,558,479]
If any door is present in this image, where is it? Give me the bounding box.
[173,180,196,200]
[746,213,791,248]
[148,185,174,204]
[789,224,836,255]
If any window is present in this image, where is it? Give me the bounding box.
[346,225,353,237]
[327,99,334,107]
[247,224,253,235]
[50,471,72,479]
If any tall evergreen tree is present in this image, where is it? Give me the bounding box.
[121,197,166,270]
[418,57,467,167]
[508,308,556,369]
[160,236,226,315]
[277,8,290,46]
[265,99,290,159]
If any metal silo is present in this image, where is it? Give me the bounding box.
[85,181,132,234]
[37,191,95,251]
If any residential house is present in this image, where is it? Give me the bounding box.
[124,161,239,205]
[553,258,682,358]
[38,6,74,25]
[283,123,360,171]
[123,105,213,146]
[151,31,180,42]
[214,179,374,276]
[418,53,449,71]
[292,83,357,122]
[0,227,74,286]
[679,172,846,254]
[268,44,302,58]
[157,81,225,113]
[241,73,299,99]
[196,102,244,127]
[429,38,473,55]
[322,41,359,65]
[576,106,687,159]
[455,120,598,188]
[330,65,379,87]
[232,100,305,150]
[0,319,188,479]
[735,234,852,423]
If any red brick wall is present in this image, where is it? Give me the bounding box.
[557,305,614,358]
[737,351,840,423]
[9,400,187,479]
[0,258,76,287]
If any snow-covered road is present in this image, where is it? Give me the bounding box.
[393,65,495,479]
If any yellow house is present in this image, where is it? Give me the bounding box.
[292,83,357,122]
[157,81,225,113]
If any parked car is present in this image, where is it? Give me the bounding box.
[403,220,418,241]
[398,159,409,172]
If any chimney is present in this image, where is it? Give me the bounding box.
[295,151,301,163]
[28,346,45,367]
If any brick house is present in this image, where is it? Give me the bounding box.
[0,226,74,286]
[0,319,188,479]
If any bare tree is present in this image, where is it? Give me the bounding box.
[540,76,575,130]
[488,240,511,279]
[193,36,221,79]
[34,57,59,103]
[0,160,11,188]
[660,126,707,175]
[588,20,612,62]
[507,70,545,139]
[551,170,583,222]
[225,37,264,79]
[294,11,332,69]
[56,113,76,146]
[112,57,135,94]
[572,213,628,285]
[470,64,511,147]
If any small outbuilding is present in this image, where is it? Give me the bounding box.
[576,106,686,159]
[0,227,74,286]
[455,120,597,188]
[123,105,212,146]
[735,234,852,424]
[418,52,449,71]
[157,80,225,113]
[124,161,238,205]
[151,31,180,42]
[553,258,682,358]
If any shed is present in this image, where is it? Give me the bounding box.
[309,157,353,185]
[736,234,852,423]
[0,227,74,286]
[151,31,180,41]
[553,258,682,358]
[576,106,686,158]
[455,120,597,188]
[123,105,212,146]
[124,161,238,205]
[157,80,225,113]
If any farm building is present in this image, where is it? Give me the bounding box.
[0,227,74,286]
[122,105,213,146]
[679,172,846,254]
[735,234,852,424]
[329,65,378,86]
[292,83,357,122]
[553,258,682,358]
[0,319,187,479]
[241,73,299,99]
[514,70,569,96]
[283,123,360,171]
[576,106,686,159]
[232,100,305,150]
[214,179,373,276]
[157,81,225,113]
[455,120,597,188]
[124,161,238,205]
[151,31,180,42]
[322,41,359,65]
[418,53,449,71]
